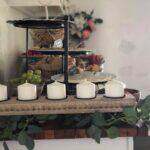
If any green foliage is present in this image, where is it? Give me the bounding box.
[137,95,150,119]
[90,9,94,15]
[87,125,101,143]
[76,116,91,127]
[27,125,42,134]
[35,115,58,123]
[1,95,150,149]
[18,131,34,150]
[10,69,42,85]
[123,107,137,118]
[0,128,13,140]
[94,18,103,24]
[123,107,138,125]
[107,127,120,139]
[92,112,106,127]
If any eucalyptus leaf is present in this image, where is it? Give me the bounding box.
[87,125,101,143]
[3,141,9,150]
[138,96,150,117]
[0,121,7,128]
[27,125,42,134]
[76,116,91,127]
[0,117,10,128]
[123,107,137,118]
[125,117,137,125]
[8,121,17,131]
[140,108,150,119]
[10,116,22,122]
[18,121,26,129]
[107,126,119,139]
[35,115,57,123]
[137,99,145,108]
[92,112,106,127]
[90,9,94,15]
[0,128,13,140]
[74,115,83,122]
[94,18,103,24]
[18,131,34,150]
[47,115,58,120]
[140,95,150,109]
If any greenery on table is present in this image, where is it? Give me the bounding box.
[1,95,150,150]
[10,70,42,85]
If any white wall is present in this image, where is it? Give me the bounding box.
[70,0,150,98]
[0,0,28,82]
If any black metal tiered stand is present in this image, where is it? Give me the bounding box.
[7,16,91,95]
[7,16,70,94]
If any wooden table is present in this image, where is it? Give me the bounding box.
[0,93,136,116]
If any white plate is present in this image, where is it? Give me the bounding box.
[51,72,116,84]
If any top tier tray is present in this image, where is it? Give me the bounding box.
[7,16,70,86]
[27,47,91,55]
[7,19,65,29]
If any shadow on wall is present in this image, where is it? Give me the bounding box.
[0,59,5,83]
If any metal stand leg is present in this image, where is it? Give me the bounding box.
[26,28,29,71]
[64,16,69,94]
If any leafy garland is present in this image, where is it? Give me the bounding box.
[1,95,150,150]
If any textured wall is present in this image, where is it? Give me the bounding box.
[70,0,150,98]
[0,0,27,82]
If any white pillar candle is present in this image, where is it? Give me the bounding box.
[76,79,96,99]
[17,82,37,100]
[47,81,66,99]
[0,84,8,101]
[105,79,126,98]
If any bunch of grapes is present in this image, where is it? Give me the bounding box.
[10,70,42,85]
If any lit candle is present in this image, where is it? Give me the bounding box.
[76,79,96,99]
[0,84,8,101]
[47,81,66,99]
[17,82,37,100]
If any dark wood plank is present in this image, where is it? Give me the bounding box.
[32,126,147,140]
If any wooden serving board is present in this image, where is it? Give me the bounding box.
[0,93,136,116]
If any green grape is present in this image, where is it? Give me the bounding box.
[32,75,42,84]
[27,72,33,77]
[30,75,38,84]
[34,69,42,76]
[26,74,33,82]
[10,70,42,85]
[36,77,42,84]
[27,70,34,74]
[33,74,39,80]
[21,73,27,79]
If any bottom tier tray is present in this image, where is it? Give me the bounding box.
[0,93,136,116]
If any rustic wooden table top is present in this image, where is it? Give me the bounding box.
[0,93,136,116]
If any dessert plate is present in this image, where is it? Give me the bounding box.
[103,95,125,99]
[51,72,116,84]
